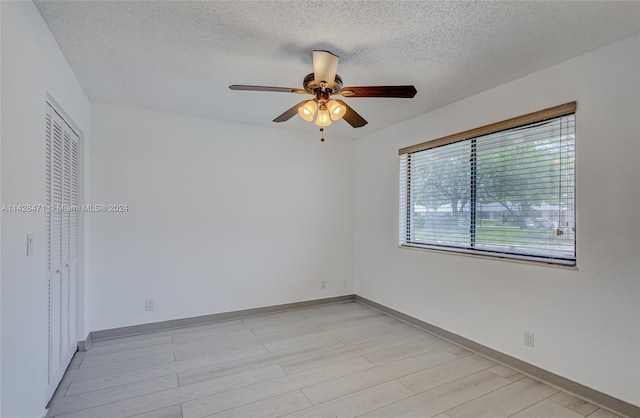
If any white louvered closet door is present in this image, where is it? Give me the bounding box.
[46,104,79,400]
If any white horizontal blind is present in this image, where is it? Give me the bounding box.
[400,113,576,265]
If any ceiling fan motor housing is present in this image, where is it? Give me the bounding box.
[303,73,343,97]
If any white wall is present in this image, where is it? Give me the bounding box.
[87,103,354,331]
[354,35,640,406]
[0,2,90,417]
[0,1,3,413]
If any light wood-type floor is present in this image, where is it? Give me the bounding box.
[47,302,621,418]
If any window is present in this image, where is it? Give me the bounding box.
[399,102,576,266]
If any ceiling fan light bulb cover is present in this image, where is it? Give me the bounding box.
[297,100,317,122]
[315,105,332,126]
[326,100,347,120]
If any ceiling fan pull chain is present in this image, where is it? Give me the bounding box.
[320,128,325,142]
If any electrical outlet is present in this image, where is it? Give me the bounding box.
[341,279,348,288]
[321,280,326,289]
[524,331,534,348]
[145,299,155,311]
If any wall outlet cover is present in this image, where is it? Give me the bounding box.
[524,331,535,348]
[145,299,155,311]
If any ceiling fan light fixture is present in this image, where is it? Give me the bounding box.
[230,49,416,130]
[297,100,317,122]
[315,104,332,127]
[326,100,347,121]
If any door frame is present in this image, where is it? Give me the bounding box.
[45,94,85,402]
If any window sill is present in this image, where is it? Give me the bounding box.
[399,243,577,269]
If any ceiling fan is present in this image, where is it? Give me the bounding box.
[229,50,417,133]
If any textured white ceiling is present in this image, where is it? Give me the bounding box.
[35,1,639,139]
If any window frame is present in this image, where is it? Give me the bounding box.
[399,102,577,267]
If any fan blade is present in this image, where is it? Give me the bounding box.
[335,100,368,128]
[312,50,339,88]
[273,100,308,123]
[229,85,307,94]
[340,85,417,98]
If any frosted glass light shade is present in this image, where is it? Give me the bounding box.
[326,100,347,120]
[297,100,317,122]
[313,50,339,88]
[315,104,331,126]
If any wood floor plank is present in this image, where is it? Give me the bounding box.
[326,319,404,339]
[55,364,286,418]
[171,319,245,333]
[585,409,622,418]
[279,331,429,375]
[169,328,255,345]
[240,311,307,327]
[177,340,345,386]
[90,333,175,349]
[82,319,254,358]
[181,357,374,418]
[302,349,457,405]
[487,364,526,382]
[338,323,425,346]
[294,303,367,319]
[88,335,174,354]
[66,344,270,395]
[357,370,512,418]
[168,320,247,339]
[281,380,414,418]
[130,403,183,418]
[248,313,390,338]
[249,320,324,336]
[205,390,311,418]
[549,392,599,416]
[445,377,558,418]
[88,319,248,352]
[175,325,324,360]
[83,337,263,369]
[399,354,497,393]
[316,312,396,331]
[294,306,379,323]
[259,318,404,354]
[48,374,178,415]
[81,331,252,365]
[442,344,474,358]
[65,351,176,381]
[510,399,583,418]
[263,330,348,353]
[362,337,449,366]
